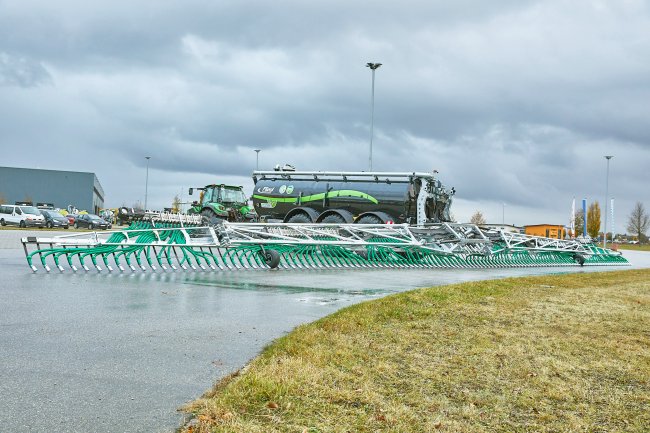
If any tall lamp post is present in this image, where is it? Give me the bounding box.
[144,156,151,211]
[254,149,261,170]
[502,203,506,225]
[366,62,382,171]
[603,155,613,248]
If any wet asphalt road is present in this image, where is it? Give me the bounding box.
[1,230,649,433]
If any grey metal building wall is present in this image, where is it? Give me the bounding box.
[0,166,104,213]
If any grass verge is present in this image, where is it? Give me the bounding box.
[615,244,650,252]
[182,270,650,432]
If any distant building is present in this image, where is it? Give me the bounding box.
[525,224,566,239]
[479,223,523,234]
[0,166,104,213]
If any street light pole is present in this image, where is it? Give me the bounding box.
[144,156,151,211]
[366,62,382,171]
[603,155,613,248]
[502,203,505,225]
[254,149,261,171]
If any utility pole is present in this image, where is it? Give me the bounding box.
[366,62,382,171]
[603,155,613,248]
[254,149,261,170]
[144,156,151,211]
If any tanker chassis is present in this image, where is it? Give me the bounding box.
[251,171,455,225]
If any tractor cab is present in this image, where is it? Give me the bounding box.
[188,184,257,224]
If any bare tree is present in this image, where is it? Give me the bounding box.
[470,211,486,225]
[587,201,601,238]
[627,202,649,243]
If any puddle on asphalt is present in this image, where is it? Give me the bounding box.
[183,277,394,298]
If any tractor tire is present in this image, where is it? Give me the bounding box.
[263,249,281,269]
[287,213,311,223]
[357,215,383,224]
[201,209,225,226]
[321,214,346,224]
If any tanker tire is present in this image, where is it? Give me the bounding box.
[357,215,383,224]
[201,209,225,226]
[263,249,281,269]
[321,214,346,224]
[287,213,311,223]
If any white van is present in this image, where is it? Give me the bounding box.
[0,204,46,228]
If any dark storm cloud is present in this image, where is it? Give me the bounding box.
[0,0,648,225]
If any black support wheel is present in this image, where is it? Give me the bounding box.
[320,214,346,224]
[263,249,281,269]
[287,213,311,223]
[356,215,383,224]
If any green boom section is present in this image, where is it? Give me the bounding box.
[253,189,379,204]
[24,222,628,273]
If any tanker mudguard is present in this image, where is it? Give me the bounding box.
[252,171,455,225]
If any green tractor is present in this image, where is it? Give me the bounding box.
[187,184,257,224]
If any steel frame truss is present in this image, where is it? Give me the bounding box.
[21,221,628,273]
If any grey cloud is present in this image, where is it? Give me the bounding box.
[0,52,52,87]
[0,0,648,226]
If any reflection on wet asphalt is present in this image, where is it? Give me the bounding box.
[1,246,649,433]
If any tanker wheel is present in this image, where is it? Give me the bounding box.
[263,249,281,269]
[357,215,383,224]
[321,214,346,224]
[201,209,225,226]
[287,213,311,223]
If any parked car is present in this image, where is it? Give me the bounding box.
[65,213,78,225]
[73,214,112,230]
[0,204,46,228]
[40,209,70,229]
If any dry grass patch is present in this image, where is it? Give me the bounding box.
[181,270,650,432]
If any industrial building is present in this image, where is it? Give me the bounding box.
[0,166,104,213]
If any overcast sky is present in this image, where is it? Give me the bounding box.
[1,0,648,230]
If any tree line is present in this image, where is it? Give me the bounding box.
[469,201,649,242]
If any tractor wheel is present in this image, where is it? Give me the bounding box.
[357,215,383,224]
[287,213,311,223]
[201,209,225,226]
[321,214,346,224]
[263,249,281,269]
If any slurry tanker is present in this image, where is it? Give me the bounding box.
[251,170,455,225]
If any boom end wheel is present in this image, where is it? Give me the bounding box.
[263,249,281,269]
